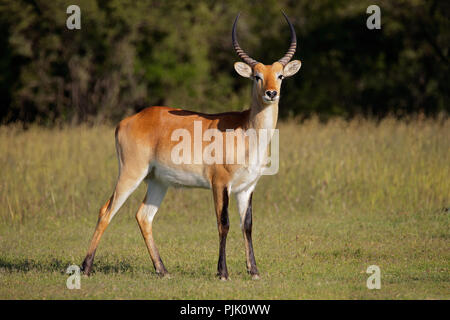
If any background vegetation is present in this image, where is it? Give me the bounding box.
[0,0,448,300]
[0,117,448,299]
[0,0,448,124]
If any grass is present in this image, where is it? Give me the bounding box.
[0,116,449,299]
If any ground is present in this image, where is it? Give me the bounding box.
[0,117,448,299]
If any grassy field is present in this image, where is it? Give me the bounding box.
[0,117,449,299]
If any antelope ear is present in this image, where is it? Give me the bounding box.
[234,62,253,78]
[283,60,302,77]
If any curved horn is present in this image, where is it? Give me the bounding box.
[232,13,259,67]
[278,11,297,66]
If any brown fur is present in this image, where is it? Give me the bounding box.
[81,59,301,279]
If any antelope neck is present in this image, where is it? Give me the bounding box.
[246,89,279,132]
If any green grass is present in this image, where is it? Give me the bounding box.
[0,117,449,299]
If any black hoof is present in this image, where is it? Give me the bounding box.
[217,272,229,281]
[80,259,92,276]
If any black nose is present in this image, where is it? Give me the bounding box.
[265,90,277,99]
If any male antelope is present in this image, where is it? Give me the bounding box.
[81,12,301,280]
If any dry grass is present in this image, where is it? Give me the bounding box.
[0,116,448,299]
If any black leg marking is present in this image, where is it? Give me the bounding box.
[217,187,229,279]
[244,193,253,233]
[155,257,169,276]
[220,188,230,227]
[244,193,258,276]
[81,249,96,276]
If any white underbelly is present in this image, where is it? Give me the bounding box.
[151,162,210,189]
[149,163,264,192]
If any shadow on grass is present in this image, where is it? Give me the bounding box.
[0,257,70,273]
[0,256,144,275]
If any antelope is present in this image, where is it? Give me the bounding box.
[81,12,301,280]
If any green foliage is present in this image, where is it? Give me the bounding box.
[0,0,448,124]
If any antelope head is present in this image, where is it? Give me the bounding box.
[232,12,302,105]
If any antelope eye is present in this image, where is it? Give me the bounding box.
[278,75,284,80]
[254,75,262,82]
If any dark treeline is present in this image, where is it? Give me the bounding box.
[0,0,448,125]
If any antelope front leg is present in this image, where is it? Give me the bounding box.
[213,185,230,280]
[236,188,259,279]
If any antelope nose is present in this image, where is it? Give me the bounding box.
[265,90,277,99]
